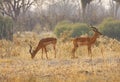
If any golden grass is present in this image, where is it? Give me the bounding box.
[0,59,13,63]
[0,32,120,82]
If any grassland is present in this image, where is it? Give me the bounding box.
[0,32,120,82]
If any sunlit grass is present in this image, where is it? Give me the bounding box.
[0,32,120,82]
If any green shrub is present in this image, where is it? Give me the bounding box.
[54,21,91,38]
[99,18,120,40]
[54,20,72,37]
[71,23,90,37]
[0,15,13,40]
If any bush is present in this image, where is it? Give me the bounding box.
[99,18,120,40]
[54,21,91,38]
[0,15,13,40]
[71,23,90,37]
[54,20,72,37]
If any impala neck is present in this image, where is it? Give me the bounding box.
[90,32,98,44]
[31,44,42,59]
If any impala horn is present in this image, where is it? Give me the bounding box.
[88,24,102,35]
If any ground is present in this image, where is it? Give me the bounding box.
[0,32,120,82]
[0,55,120,82]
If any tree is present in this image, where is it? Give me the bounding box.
[81,0,92,22]
[0,0,34,40]
[113,0,120,3]
[34,0,77,30]
[113,0,120,18]
[81,0,101,22]
[0,15,13,40]
[0,0,34,21]
[107,0,120,18]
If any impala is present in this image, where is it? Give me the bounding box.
[71,25,102,58]
[29,37,57,59]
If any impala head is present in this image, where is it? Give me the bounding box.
[89,24,102,37]
[29,45,35,59]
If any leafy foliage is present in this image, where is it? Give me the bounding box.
[0,15,13,40]
[54,20,72,37]
[54,21,91,38]
[99,18,120,40]
[70,23,90,37]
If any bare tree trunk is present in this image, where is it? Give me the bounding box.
[114,3,120,18]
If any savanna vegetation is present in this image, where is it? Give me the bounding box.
[0,0,120,82]
[0,32,120,82]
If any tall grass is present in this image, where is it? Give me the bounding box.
[0,32,120,82]
[0,31,119,58]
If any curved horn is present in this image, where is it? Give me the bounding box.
[87,24,102,35]
[88,24,98,31]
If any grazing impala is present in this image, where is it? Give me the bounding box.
[29,37,57,59]
[71,25,102,58]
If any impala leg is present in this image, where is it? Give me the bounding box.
[44,47,48,59]
[88,46,94,72]
[88,46,92,60]
[88,46,92,55]
[53,44,56,58]
[90,48,92,60]
[72,46,78,58]
[41,48,43,59]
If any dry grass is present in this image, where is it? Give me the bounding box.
[0,32,120,82]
